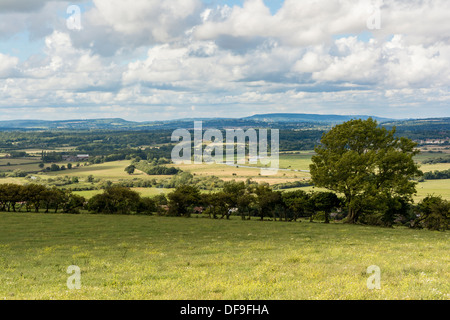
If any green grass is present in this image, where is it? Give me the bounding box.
[0,158,43,173]
[44,161,137,179]
[0,158,41,166]
[73,188,173,199]
[0,212,448,300]
[0,164,43,173]
[419,163,450,173]
[415,179,450,201]
[278,152,314,171]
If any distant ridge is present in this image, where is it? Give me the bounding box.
[243,113,393,123]
[0,118,136,130]
[0,113,447,131]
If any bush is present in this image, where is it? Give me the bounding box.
[136,197,157,215]
[412,196,450,231]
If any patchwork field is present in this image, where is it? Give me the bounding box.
[0,150,449,201]
[0,212,448,300]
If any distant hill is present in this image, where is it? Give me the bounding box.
[0,114,448,131]
[243,113,393,123]
[0,118,138,130]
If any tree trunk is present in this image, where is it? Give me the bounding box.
[324,211,330,224]
[346,207,358,224]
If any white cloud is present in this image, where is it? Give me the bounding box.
[194,0,371,47]
[0,53,19,78]
[1,0,450,119]
[89,0,202,42]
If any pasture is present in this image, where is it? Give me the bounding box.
[415,179,450,201]
[0,212,448,300]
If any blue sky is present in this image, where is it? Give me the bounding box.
[0,0,449,121]
[204,0,284,14]
[0,32,45,61]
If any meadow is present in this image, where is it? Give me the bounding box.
[0,212,448,300]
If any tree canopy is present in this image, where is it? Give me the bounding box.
[310,118,422,224]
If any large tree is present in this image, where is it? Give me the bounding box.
[87,186,140,215]
[167,185,201,217]
[310,191,341,224]
[310,118,422,224]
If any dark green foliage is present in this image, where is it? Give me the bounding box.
[0,183,85,214]
[134,161,181,175]
[124,164,136,175]
[251,184,283,221]
[282,190,314,222]
[272,180,311,190]
[167,185,201,217]
[87,186,140,215]
[310,118,422,224]
[412,196,450,231]
[146,166,180,175]
[136,197,157,215]
[423,169,450,180]
[422,156,450,165]
[310,192,340,223]
[9,151,28,158]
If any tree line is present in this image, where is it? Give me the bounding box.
[0,181,447,231]
[423,156,450,165]
[0,183,85,213]
[423,169,450,180]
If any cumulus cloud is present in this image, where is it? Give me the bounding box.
[0,1,74,40]
[93,0,202,40]
[0,0,450,120]
[67,0,203,56]
[0,0,67,13]
[0,53,19,78]
[194,0,372,48]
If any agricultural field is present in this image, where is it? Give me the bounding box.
[415,180,450,201]
[0,157,42,173]
[0,149,449,201]
[0,212,448,300]
[72,187,172,199]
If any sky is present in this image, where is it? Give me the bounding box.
[0,0,449,121]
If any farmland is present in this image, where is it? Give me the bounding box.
[0,149,448,201]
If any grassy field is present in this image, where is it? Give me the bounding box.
[0,158,42,173]
[415,179,450,201]
[0,158,41,166]
[0,212,448,300]
[73,187,173,199]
